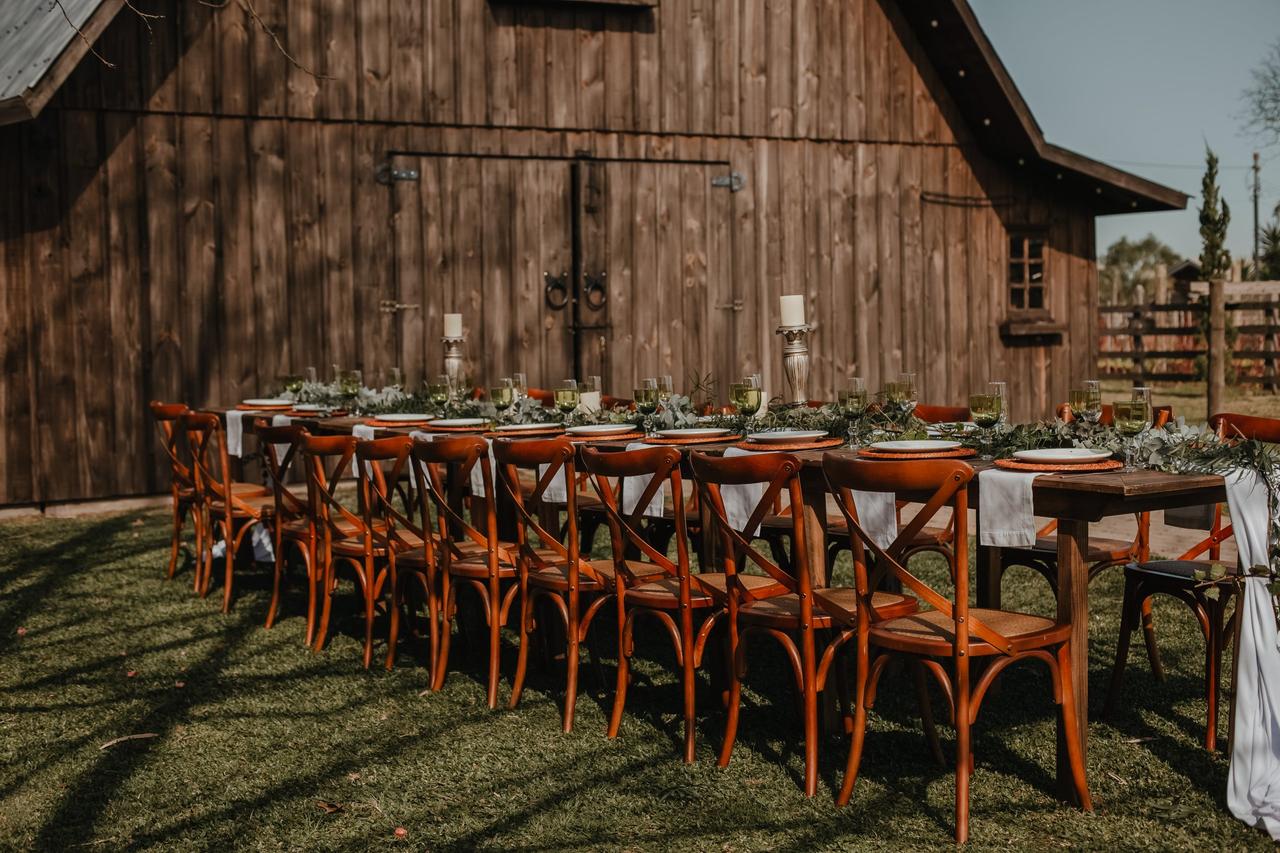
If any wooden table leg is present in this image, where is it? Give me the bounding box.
[1056,518,1089,802]
[798,467,830,587]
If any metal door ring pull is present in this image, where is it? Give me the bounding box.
[544,271,570,310]
[583,273,607,311]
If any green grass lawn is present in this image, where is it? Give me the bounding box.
[0,510,1271,851]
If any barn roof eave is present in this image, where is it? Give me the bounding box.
[0,0,125,128]
[902,0,1188,215]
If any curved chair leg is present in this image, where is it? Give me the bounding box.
[302,539,318,647]
[1205,593,1226,751]
[563,616,581,732]
[607,615,631,739]
[681,613,697,764]
[912,660,945,764]
[313,553,336,654]
[265,528,285,630]
[509,578,533,710]
[1104,572,1141,718]
[485,578,502,709]
[385,562,401,672]
[954,655,972,845]
[717,624,742,769]
[221,516,241,613]
[801,629,819,797]
[1140,594,1164,680]
[432,578,457,691]
[1058,643,1093,811]
[167,499,185,580]
[836,639,871,806]
[361,560,377,670]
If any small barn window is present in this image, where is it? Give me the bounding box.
[1008,232,1046,312]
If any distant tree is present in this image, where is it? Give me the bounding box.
[1099,234,1182,304]
[1244,39,1280,144]
[1260,222,1280,280]
[1199,147,1231,280]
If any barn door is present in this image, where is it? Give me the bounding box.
[389,153,734,398]
[389,154,574,390]
[591,159,737,398]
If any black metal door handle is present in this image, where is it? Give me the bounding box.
[583,273,607,311]
[544,271,570,311]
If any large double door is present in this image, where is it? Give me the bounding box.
[386,153,739,396]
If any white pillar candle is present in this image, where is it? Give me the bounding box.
[443,313,463,337]
[779,294,805,327]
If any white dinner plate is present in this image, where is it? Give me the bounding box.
[495,423,561,432]
[370,413,432,423]
[1012,447,1113,465]
[746,430,829,443]
[241,398,293,407]
[565,423,635,436]
[870,440,962,453]
[427,418,488,427]
[655,428,731,438]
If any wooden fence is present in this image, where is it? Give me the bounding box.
[1098,298,1280,386]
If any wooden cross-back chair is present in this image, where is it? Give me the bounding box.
[1105,411,1280,751]
[412,435,522,708]
[302,433,391,668]
[356,435,435,672]
[689,451,916,797]
[914,403,971,424]
[493,437,625,731]
[580,445,720,761]
[149,402,198,582]
[997,403,1175,598]
[253,421,317,643]
[819,455,1090,843]
[181,412,274,612]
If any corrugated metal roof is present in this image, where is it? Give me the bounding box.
[0,0,108,103]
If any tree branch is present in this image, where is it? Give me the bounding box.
[236,0,330,80]
[54,0,114,68]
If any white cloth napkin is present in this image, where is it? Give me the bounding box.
[537,459,570,504]
[468,438,497,497]
[1226,468,1280,839]
[852,488,898,552]
[620,441,666,519]
[226,409,254,458]
[720,446,765,531]
[407,430,439,482]
[351,424,377,477]
[211,521,274,563]
[269,414,293,464]
[577,391,602,414]
[977,469,1042,547]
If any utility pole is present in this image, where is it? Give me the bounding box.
[1254,151,1261,280]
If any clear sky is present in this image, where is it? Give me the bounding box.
[969,0,1280,265]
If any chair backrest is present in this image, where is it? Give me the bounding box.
[689,451,808,604]
[526,388,555,407]
[299,434,365,544]
[150,402,193,492]
[355,435,426,554]
[914,404,970,424]
[580,445,690,587]
[601,394,635,410]
[1211,412,1280,443]
[1174,412,1280,564]
[493,437,587,579]
[254,421,309,521]
[410,435,499,565]
[1057,402,1172,428]
[180,412,234,504]
[822,455,1025,656]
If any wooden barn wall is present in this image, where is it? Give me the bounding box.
[0,0,1098,504]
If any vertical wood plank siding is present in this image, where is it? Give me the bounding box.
[0,0,1099,503]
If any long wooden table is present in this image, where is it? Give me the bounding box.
[230,413,1228,794]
